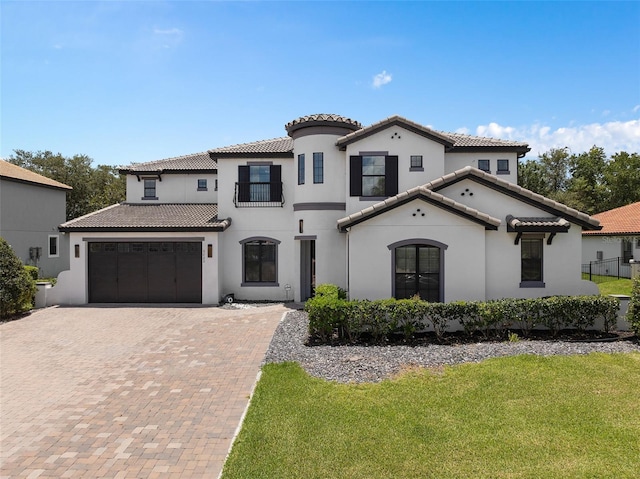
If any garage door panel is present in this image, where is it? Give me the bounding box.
[117,252,148,302]
[89,241,202,303]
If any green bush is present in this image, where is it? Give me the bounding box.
[628,276,640,336]
[305,284,624,344]
[24,265,39,281]
[0,238,37,318]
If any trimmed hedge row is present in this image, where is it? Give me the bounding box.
[305,284,620,343]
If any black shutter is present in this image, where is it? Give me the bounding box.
[238,165,250,202]
[349,156,362,197]
[270,165,282,202]
[385,155,398,197]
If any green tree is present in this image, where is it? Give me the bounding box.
[518,159,550,196]
[539,147,570,194]
[565,146,608,215]
[7,150,125,220]
[603,151,640,211]
[0,237,37,318]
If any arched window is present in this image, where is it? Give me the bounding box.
[240,237,280,286]
[388,239,447,302]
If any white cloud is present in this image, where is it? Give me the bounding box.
[154,28,183,36]
[475,119,640,157]
[372,70,392,89]
[633,105,640,113]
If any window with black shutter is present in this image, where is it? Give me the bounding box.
[236,164,283,206]
[349,155,398,198]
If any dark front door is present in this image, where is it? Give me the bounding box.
[394,244,441,302]
[300,240,316,301]
[88,242,202,303]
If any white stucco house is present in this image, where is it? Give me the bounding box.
[582,201,640,279]
[53,114,602,305]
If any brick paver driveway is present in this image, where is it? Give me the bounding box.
[0,304,288,478]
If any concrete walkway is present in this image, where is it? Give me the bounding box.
[0,304,288,478]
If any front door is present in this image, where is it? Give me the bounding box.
[300,240,316,301]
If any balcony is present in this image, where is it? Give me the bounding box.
[234,182,284,207]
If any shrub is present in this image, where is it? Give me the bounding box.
[628,276,640,337]
[0,238,37,318]
[24,265,39,281]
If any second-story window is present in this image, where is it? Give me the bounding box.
[236,164,283,205]
[350,155,398,198]
[497,159,510,174]
[410,155,423,170]
[477,159,490,173]
[313,152,324,184]
[143,179,157,199]
[197,179,208,191]
[298,154,305,185]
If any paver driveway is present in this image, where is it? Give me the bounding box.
[0,304,288,478]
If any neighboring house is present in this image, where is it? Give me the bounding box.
[55,114,601,305]
[0,159,72,277]
[582,202,640,278]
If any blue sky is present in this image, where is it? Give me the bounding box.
[2,1,639,167]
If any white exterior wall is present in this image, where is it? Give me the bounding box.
[292,134,346,204]
[344,128,446,214]
[125,173,218,204]
[49,231,220,305]
[445,152,519,184]
[216,156,297,301]
[346,200,486,301]
[582,235,634,263]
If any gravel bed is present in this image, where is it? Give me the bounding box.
[264,310,640,383]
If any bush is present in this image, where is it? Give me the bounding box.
[0,238,37,318]
[24,265,39,281]
[628,276,640,337]
[305,284,623,344]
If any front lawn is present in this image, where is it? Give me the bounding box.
[222,353,640,479]
[582,273,634,295]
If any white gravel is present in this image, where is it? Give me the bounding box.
[264,310,640,383]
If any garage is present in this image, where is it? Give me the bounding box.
[88,242,202,303]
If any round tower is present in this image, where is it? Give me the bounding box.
[285,114,362,300]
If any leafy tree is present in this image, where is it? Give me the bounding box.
[565,146,607,215]
[0,237,37,318]
[603,151,640,209]
[539,147,570,194]
[518,159,549,196]
[7,150,125,220]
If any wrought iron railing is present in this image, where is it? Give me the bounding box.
[581,257,632,282]
[234,182,284,207]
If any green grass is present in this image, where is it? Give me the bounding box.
[222,354,640,479]
[582,273,633,295]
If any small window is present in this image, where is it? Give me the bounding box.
[143,179,157,199]
[477,159,490,172]
[497,159,510,174]
[197,179,208,191]
[410,155,423,170]
[596,251,603,261]
[313,152,324,184]
[215,179,218,191]
[48,235,59,258]
[298,154,305,185]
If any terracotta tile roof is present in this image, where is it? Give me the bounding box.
[440,131,530,149]
[506,215,571,232]
[285,114,362,136]
[120,152,216,173]
[59,203,230,232]
[0,159,72,190]
[337,185,501,232]
[426,166,601,230]
[209,137,294,156]
[582,202,640,236]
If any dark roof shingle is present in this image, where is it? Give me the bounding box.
[59,203,230,232]
[120,152,216,173]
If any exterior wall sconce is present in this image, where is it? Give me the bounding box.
[207,244,213,258]
[299,219,304,234]
[74,244,80,258]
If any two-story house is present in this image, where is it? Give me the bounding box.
[55,114,601,304]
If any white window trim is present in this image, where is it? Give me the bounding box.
[48,234,60,258]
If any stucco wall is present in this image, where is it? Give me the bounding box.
[0,178,69,277]
[345,199,487,301]
[125,173,218,204]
